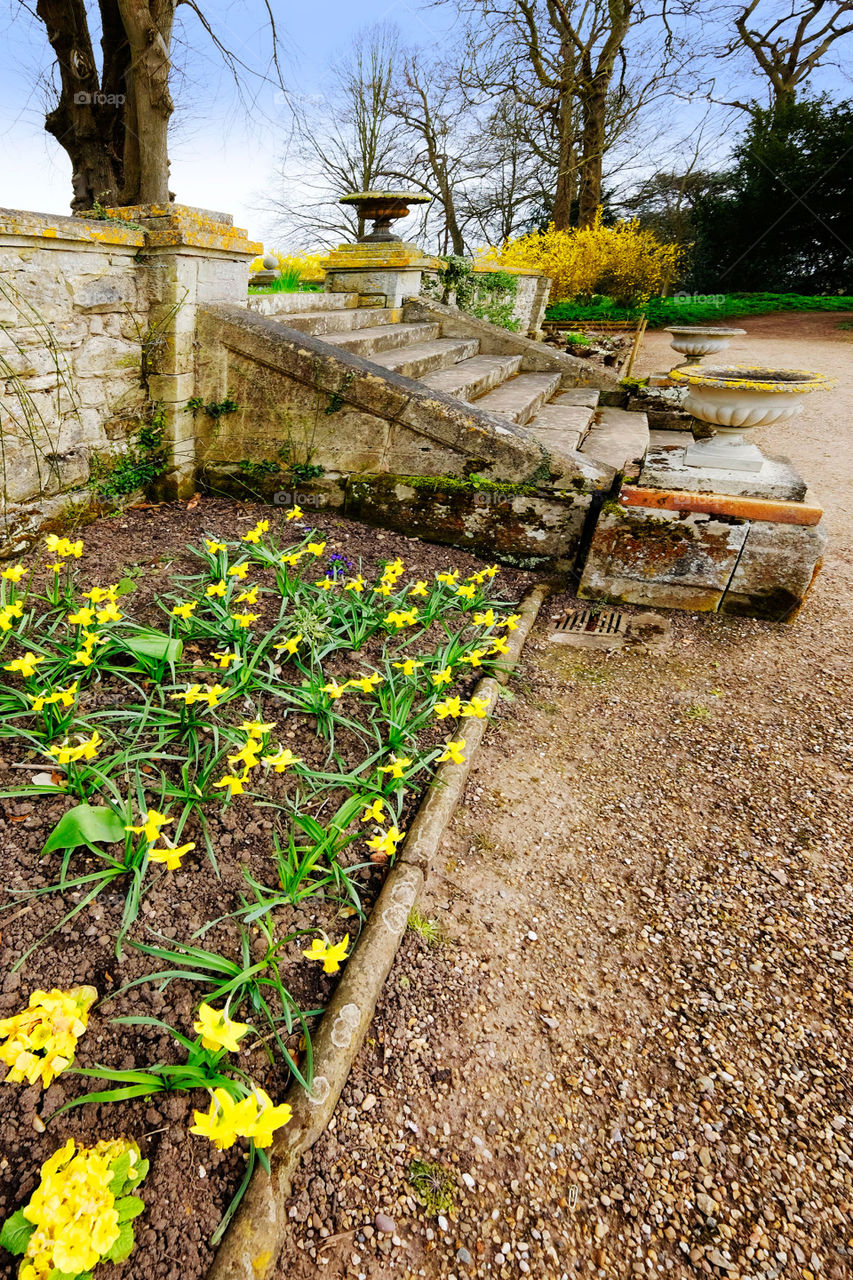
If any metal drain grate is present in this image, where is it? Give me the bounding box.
[554,608,626,636]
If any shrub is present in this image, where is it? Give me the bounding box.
[249,251,326,289]
[546,291,853,328]
[481,210,683,307]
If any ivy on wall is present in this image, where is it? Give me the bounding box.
[422,256,520,331]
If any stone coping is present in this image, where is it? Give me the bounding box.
[620,484,823,526]
[0,207,145,248]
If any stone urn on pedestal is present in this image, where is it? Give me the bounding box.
[321,191,438,308]
[664,325,746,365]
[670,363,835,473]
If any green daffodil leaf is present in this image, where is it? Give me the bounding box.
[41,804,126,857]
[122,631,182,666]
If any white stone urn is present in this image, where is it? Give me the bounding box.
[670,364,835,472]
[664,325,746,364]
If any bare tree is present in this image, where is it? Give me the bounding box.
[26,0,283,210]
[724,0,853,109]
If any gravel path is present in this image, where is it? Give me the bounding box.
[272,313,853,1280]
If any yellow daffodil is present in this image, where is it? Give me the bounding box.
[244,1087,293,1148]
[236,585,260,605]
[0,602,23,632]
[345,575,365,593]
[1,564,26,583]
[323,680,347,699]
[45,534,83,559]
[307,541,326,555]
[378,754,411,780]
[126,808,172,845]
[228,741,262,771]
[31,680,77,712]
[461,694,491,719]
[434,695,463,719]
[149,841,195,870]
[274,633,302,656]
[4,652,44,679]
[206,579,227,597]
[392,658,423,675]
[242,520,269,544]
[171,600,198,619]
[347,672,383,694]
[485,564,500,578]
[384,607,418,629]
[285,505,303,520]
[499,612,520,630]
[302,934,350,974]
[366,826,405,859]
[431,666,452,686]
[461,648,487,667]
[314,578,335,591]
[436,570,459,585]
[82,584,117,603]
[47,731,103,765]
[193,1002,250,1054]
[241,719,276,738]
[205,538,226,554]
[67,606,96,626]
[171,683,226,708]
[190,1087,241,1149]
[408,580,428,597]
[212,649,240,668]
[214,773,245,797]
[263,747,302,773]
[45,560,66,573]
[281,552,303,567]
[231,611,260,629]
[489,635,510,654]
[456,583,476,600]
[438,738,467,764]
[227,562,250,579]
[96,601,123,624]
[474,608,496,626]
[360,797,386,824]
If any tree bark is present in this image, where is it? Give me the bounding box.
[116,0,175,205]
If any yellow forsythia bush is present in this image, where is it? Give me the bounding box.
[249,251,326,282]
[478,210,683,306]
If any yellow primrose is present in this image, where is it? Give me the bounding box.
[408,580,428,597]
[474,608,496,626]
[322,680,347,699]
[67,605,96,626]
[149,841,195,870]
[1,564,26,583]
[4,652,44,679]
[0,985,97,1088]
[263,747,302,773]
[274,633,302,657]
[366,826,405,859]
[232,611,260,629]
[456,583,476,600]
[434,695,463,720]
[302,934,350,974]
[285,505,303,521]
[193,1002,250,1054]
[171,600,198,619]
[345,575,365,593]
[205,538,227,554]
[431,666,452,687]
[126,808,172,845]
[212,650,240,668]
[236,586,260,605]
[462,695,491,719]
[206,579,228,597]
[96,601,123,624]
[228,562,251,579]
[438,738,467,764]
[214,773,245,797]
[307,541,326,555]
[360,797,386,824]
[378,754,411,780]
[392,658,423,676]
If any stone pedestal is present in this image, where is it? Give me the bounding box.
[103,204,260,498]
[579,430,826,622]
[321,241,439,309]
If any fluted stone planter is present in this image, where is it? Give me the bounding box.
[670,364,834,472]
[664,325,745,364]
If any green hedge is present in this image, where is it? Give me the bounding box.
[545,292,853,328]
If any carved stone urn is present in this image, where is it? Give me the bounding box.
[664,325,746,364]
[339,191,432,243]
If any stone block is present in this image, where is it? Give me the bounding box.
[719,522,827,622]
[71,273,138,313]
[579,505,748,611]
[641,441,807,502]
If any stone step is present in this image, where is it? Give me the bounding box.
[580,406,649,472]
[552,388,600,409]
[272,306,402,336]
[248,291,359,316]
[526,394,598,453]
[422,354,523,402]
[323,321,441,357]
[473,372,562,426]
[369,338,480,380]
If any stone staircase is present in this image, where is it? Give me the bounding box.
[247,290,648,474]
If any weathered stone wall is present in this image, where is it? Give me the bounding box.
[0,210,150,543]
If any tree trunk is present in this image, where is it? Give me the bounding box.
[117,0,175,206]
[577,83,606,227]
[552,92,577,229]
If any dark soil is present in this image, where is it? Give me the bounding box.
[0,496,535,1280]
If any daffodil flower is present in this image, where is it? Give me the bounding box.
[206,579,227,597]
[436,570,459,585]
[244,1087,293,1148]
[231,611,260,629]
[149,841,195,870]
[212,649,240,668]
[281,552,303,567]
[307,541,326,555]
[378,754,411,780]
[96,602,123,624]
[489,635,510,655]
[67,606,96,626]
[323,679,347,699]
[347,671,383,693]
[263,747,302,773]
[438,738,467,764]
[0,602,23,632]
[214,773,245,797]
[408,580,428,597]
[485,564,500,578]
[474,608,496,626]
[236,585,260,605]
[4,652,45,679]
[228,742,262,771]
[384,607,418,629]
[314,578,335,591]
[82,584,117,603]
[126,808,172,845]
[431,666,452,686]
[45,534,83,559]
[345,575,365,593]
[205,538,226,554]
[45,560,66,574]
[190,1087,242,1149]
[241,719,276,738]
[31,680,77,712]
[434,695,463,720]
[274,633,302,656]
[227,562,251,580]
[461,694,491,719]
[242,520,269,544]
[193,1002,250,1053]
[360,797,386,824]
[366,825,405,859]
[499,612,520,630]
[1,564,26,583]
[456,583,476,600]
[285,505,303,520]
[302,934,350,974]
[392,658,423,675]
[172,600,198,619]
[47,730,103,765]
[460,648,487,667]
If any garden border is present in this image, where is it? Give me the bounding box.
[207,581,551,1280]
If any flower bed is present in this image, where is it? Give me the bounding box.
[0,499,530,1280]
